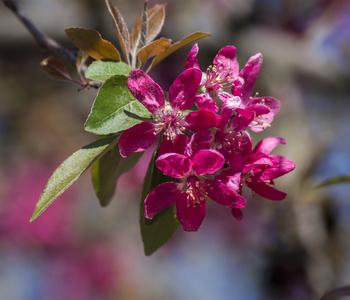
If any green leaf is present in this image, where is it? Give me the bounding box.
[85,74,151,135]
[65,27,121,61]
[92,142,143,206]
[147,31,211,72]
[85,60,133,82]
[316,175,350,188]
[140,150,179,256]
[30,136,118,222]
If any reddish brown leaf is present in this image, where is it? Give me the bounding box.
[138,38,171,67]
[75,50,89,79]
[147,31,211,72]
[130,4,166,57]
[146,3,166,44]
[40,57,73,81]
[105,0,130,61]
[65,27,120,61]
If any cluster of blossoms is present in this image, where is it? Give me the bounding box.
[118,44,295,232]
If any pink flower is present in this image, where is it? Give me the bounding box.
[232,54,280,132]
[119,68,203,157]
[185,43,241,112]
[236,137,296,201]
[144,148,245,232]
[212,98,254,162]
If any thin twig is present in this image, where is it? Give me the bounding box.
[3,0,77,66]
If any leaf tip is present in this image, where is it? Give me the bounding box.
[30,211,38,222]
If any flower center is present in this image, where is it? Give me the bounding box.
[205,60,236,90]
[185,176,208,208]
[153,104,186,140]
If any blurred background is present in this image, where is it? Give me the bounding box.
[0,0,350,299]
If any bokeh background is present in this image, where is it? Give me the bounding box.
[1,0,350,299]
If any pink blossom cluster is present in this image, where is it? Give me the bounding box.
[118,44,295,232]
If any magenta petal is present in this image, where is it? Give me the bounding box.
[238,130,253,157]
[176,193,206,232]
[228,153,245,172]
[192,149,224,176]
[185,110,220,130]
[247,104,270,116]
[249,97,280,132]
[247,179,287,201]
[252,137,286,155]
[217,92,241,106]
[144,182,180,219]
[185,43,200,70]
[220,96,241,124]
[243,155,273,173]
[119,122,158,157]
[231,208,243,220]
[216,170,242,191]
[159,134,188,155]
[204,179,246,208]
[232,78,244,97]
[128,69,165,114]
[239,53,262,104]
[156,153,192,178]
[251,97,280,116]
[195,94,219,112]
[169,68,202,111]
[185,129,213,158]
[231,108,255,131]
[260,155,295,180]
[213,46,239,77]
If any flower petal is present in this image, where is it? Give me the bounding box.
[217,91,241,105]
[204,179,246,208]
[215,170,242,191]
[248,97,280,132]
[159,134,188,155]
[156,153,192,178]
[169,68,202,111]
[128,69,164,114]
[231,108,255,132]
[228,153,245,172]
[239,53,262,104]
[185,129,213,158]
[185,43,200,69]
[260,155,295,180]
[144,182,180,219]
[235,130,253,157]
[176,193,206,232]
[251,97,280,116]
[192,149,224,176]
[195,94,219,112]
[231,78,244,97]
[247,179,287,201]
[213,46,239,77]
[220,95,241,125]
[118,122,158,157]
[247,104,270,116]
[185,110,220,130]
[243,153,273,173]
[252,137,286,155]
[231,208,243,220]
